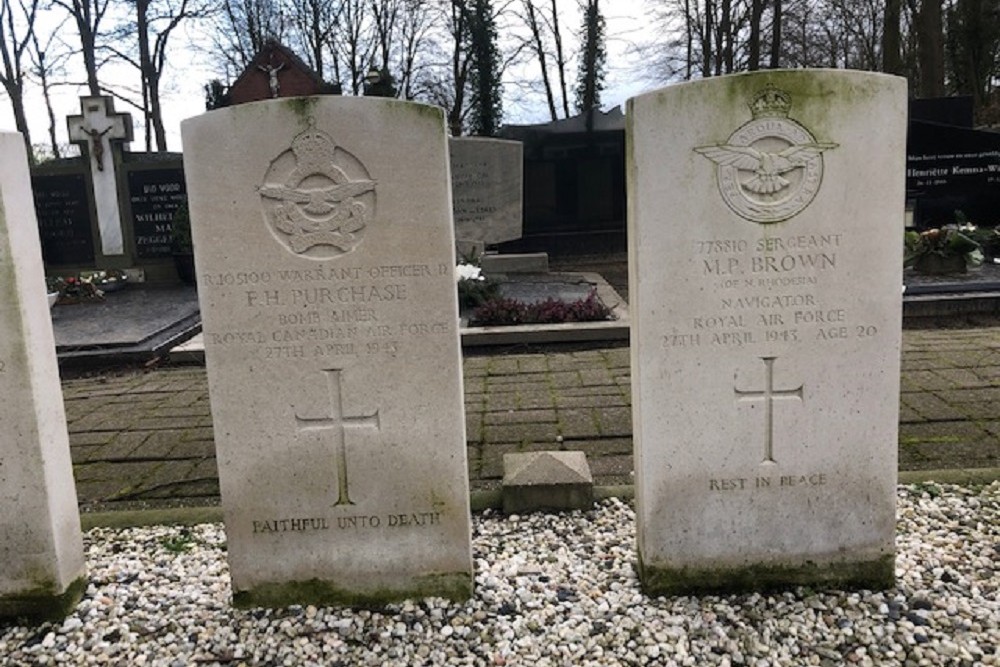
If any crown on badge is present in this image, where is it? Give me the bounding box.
[748,85,791,118]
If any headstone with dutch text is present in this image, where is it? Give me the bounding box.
[182,97,472,607]
[31,172,95,265]
[0,132,86,621]
[449,137,522,252]
[127,168,187,258]
[627,71,906,594]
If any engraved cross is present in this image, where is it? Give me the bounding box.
[295,369,380,506]
[734,356,803,464]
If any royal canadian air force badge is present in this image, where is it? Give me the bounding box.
[695,85,837,224]
[259,126,376,258]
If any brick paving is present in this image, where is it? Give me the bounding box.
[64,327,1000,511]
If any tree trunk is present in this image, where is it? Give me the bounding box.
[882,0,902,73]
[137,0,152,150]
[917,0,945,96]
[703,0,714,76]
[9,83,33,163]
[770,0,783,68]
[550,0,570,118]
[748,0,763,70]
[524,0,557,120]
[684,0,693,78]
[721,0,733,73]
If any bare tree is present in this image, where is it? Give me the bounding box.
[333,0,374,94]
[394,0,436,99]
[518,0,557,119]
[284,0,339,81]
[50,0,112,95]
[913,0,944,96]
[882,0,902,72]
[0,0,38,160]
[207,0,285,78]
[28,11,72,158]
[549,0,571,116]
[110,0,209,151]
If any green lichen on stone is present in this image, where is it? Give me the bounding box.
[638,552,895,597]
[232,571,473,610]
[283,96,319,124]
[0,575,87,624]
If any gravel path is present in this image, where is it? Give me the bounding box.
[2,483,997,666]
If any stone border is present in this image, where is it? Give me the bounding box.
[79,467,1000,529]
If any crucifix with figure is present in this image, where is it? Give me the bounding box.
[295,368,381,507]
[734,356,804,464]
[66,96,133,256]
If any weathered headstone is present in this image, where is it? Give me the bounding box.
[67,95,133,256]
[627,71,906,593]
[449,137,522,250]
[182,97,473,607]
[0,132,86,620]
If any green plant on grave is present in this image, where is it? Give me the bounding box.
[456,262,500,310]
[170,203,193,254]
[953,214,1000,259]
[904,225,982,272]
[160,528,196,554]
[911,481,943,499]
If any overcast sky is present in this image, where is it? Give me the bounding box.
[0,1,659,154]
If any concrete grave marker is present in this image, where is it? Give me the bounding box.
[449,137,522,250]
[182,97,472,607]
[0,132,86,621]
[627,71,906,594]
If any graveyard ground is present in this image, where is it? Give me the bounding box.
[58,253,1000,514]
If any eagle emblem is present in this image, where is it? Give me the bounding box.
[259,126,376,258]
[695,85,837,224]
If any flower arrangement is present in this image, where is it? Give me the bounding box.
[46,269,128,304]
[456,262,500,310]
[904,225,982,274]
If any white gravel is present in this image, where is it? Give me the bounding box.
[1,482,997,666]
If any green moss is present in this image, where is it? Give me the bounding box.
[638,552,895,596]
[283,96,319,123]
[0,575,87,624]
[232,571,473,610]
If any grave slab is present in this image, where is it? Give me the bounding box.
[182,97,473,607]
[627,71,906,594]
[0,132,86,621]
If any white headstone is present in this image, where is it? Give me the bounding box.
[67,95,133,256]
[449,137,522,249]
[627,70,906,593]
[181,97,473,607]
[0,132,86,620]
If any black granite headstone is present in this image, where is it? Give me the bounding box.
[127,168,186,258]
[31,172,95,265]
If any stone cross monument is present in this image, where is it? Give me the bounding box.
[67,96,133,256]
